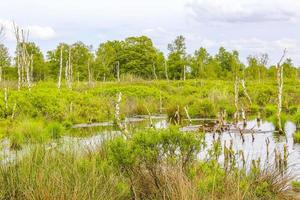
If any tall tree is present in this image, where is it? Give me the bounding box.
[190,47,210,78]
[70,41,93,81]
[95,40,123,81]
[215,47,243,78]
[167,35,187,80]
[23,42,45,81]
[47,43,70,80]
[0,44,10,81]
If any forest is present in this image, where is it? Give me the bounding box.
[0,26,300,200]
[0,35,299,83]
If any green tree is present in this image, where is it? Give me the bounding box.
[215,47,243,78]
[95,40,122,80]
[47,42,93,81]
[0,44,10,67]
[47,43,70,80]
[121,36,161,79]
[71,42,93,81]
[245,54,268,81]
[0,43,12,80]
[190,47,210,78]
[95,36,162,80]
[23,42,46,81]
[167,35,187,80]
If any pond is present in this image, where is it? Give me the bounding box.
[1,115,299,180]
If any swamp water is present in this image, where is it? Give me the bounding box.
[1,115,299,180]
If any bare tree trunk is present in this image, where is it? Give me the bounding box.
[276,49,287,134]
[115,92,128,136]
[183,65,186,81]
[234,76,239,124]
[241,79,252,105]
[0,66,2,83]
[17,54,21,91]
[184,106,192,125]
[4,87,8,116]
[241,107,247,128]
[65,61,69,86]
[152,62,158,80]
[30,54,34,82]
[87,59,92,86]
[13,24,31,91]
[58,46,63,89]
[164,61,169,81]
[116,61,120,82]
[66,47,72,89]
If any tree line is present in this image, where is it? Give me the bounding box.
[0,35,299,82]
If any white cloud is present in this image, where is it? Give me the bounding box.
[219,38,299,53]
[27,25,56,40]
[0,19,56,41]
[187,0,300,23]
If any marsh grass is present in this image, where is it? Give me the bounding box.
[0,145,130,200]
[293,132,300,143]
[0,127,295,200]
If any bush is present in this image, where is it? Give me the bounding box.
[46,122,65,139]
[293,132,300,143]
[107,127,205,199]
[264,105,277,117]
[9,120,48,147]
[293,112,300,129]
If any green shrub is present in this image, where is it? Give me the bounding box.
[270,114,287,132]
[293,112,300,129]
[293,132,300,143]
[46,122,65,139]
[264,105,277,117]
[10,120,48,145]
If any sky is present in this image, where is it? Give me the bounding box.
[1,0,300,66]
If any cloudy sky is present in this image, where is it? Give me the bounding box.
[1,0,300,65]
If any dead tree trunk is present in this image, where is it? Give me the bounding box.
[0,66,2,83]
[58,46,63,89]
[65,61,69,86]
[234,76,239,124]
[13,24,32,91]
[183,65,186,81]
[29,54,33,82]
[87,58,92,86]
[276,49,287,134]
[241,79,252,105]
[164,61,169,81]
[152,62,158,80]
[184,106,192,125]
[116,61,120,82]
[66,47,72,89]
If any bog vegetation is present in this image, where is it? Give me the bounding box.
[0,26,299,199]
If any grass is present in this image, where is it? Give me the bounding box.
[293,132,300,143]
[0,127,294,200]
[0,79,299,198]
[0,79,298,143]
